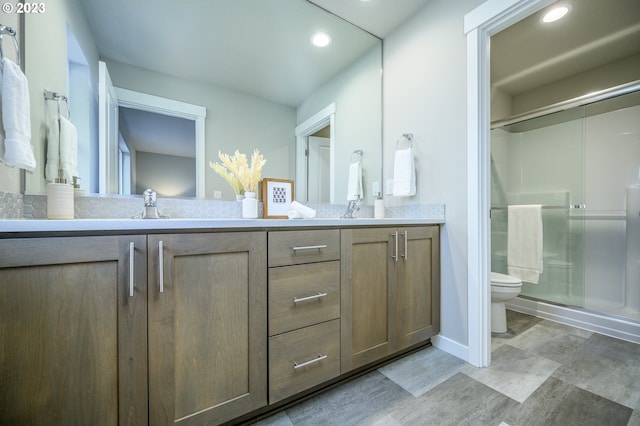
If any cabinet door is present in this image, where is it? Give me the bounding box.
[341,228,396,372]
[148,232,267,425]
[0,235,148,426]
[396,226,440,350]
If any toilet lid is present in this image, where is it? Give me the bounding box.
[491,272,522,285]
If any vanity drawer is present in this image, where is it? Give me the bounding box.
[269,319,340,404]
[268,230,340,267]
[269,261,340,336]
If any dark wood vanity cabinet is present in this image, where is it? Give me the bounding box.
[0,224,440,424]
[340,226,440,372]
[147,232,267,425]
[0,235,148,425]
[0,231,267,426]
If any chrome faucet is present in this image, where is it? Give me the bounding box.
[132,188,168,219]
[341,199,361,219]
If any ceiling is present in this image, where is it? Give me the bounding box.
[491,0,640,96]
[308,0,432,38]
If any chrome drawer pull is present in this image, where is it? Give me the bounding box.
[292,244,328,252]
[129,242,135,297]
[293,292,328,303]
[158,240,164,293]
[293,354,327,370]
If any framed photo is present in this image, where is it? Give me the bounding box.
[261,178,294,219]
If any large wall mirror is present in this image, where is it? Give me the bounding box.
[24,0,382,204]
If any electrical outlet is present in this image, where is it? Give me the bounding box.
[386,179,394,195]
[214,191,222,199]
[372,181,380,196]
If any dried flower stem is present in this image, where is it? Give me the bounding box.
[209,149,266,194]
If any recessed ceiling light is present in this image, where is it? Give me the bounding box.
[540,4,572,23]
[310,32,332,47]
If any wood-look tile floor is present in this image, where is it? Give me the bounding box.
[252,311,639,426]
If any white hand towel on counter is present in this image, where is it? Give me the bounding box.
[392,147,416,197]
[1,58,35,171]
[45,115,60,181]
[288,200,317,219]
[507,204,543,284]
[59,115,78,181]
[347,161,362,201]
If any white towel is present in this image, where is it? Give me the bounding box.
[392,148,416,197]
[347,161,362,201]
[507,205,543,284]
[45,115,60,181]
[1,58,35,171]
[289,200,316,219]
[59,115,78,181]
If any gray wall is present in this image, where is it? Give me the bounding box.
[383,0,486,350]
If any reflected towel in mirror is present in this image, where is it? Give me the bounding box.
[347,161,362,201]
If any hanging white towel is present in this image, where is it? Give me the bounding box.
[59,115,78,181]
[1,58,35,171]
[347,161,362,201]
[507,205,543,284]
[392,147,416,197]
[45,115,60,181]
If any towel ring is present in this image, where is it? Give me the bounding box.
[350,149,363,164]
[44,90,71,119]
[0,24,20,67]
[396,133,414,150]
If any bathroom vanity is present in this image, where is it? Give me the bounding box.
[0,219,441,425]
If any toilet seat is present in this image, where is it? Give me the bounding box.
[490,272,522,287]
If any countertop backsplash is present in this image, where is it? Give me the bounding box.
[2,192,445,221]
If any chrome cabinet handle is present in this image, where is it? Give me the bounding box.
[391,231,398,262]
[158,240,164,293]
[129,242,135,297]
[401,230,408,260]
[293,354,327,370]
[293,292,328,303]
[292,244,328,252]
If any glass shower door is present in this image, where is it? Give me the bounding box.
[490,106,586,308]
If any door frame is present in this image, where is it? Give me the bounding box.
[464,0,555,367]
[115,88,207,198]
[295,103,336,203]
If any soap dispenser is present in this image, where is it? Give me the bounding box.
[374,193,385,218]
[72,176,86,197]
[47,169,74,219]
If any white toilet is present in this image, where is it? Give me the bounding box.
[490,272,522,333]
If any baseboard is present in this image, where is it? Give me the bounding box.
[431,334,469,362]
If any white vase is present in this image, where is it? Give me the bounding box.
[242,192,258,219]
[236,194,244,201]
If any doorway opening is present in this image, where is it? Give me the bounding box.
[295,103,336,203]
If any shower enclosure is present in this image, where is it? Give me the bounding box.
[490,81,640,336]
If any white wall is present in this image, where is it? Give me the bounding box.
[383,0,485,348]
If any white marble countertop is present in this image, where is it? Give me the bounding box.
[0,217,444,235]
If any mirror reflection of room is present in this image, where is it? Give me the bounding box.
[24,0,382,204]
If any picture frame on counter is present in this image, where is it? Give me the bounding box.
[261,178,294,219]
